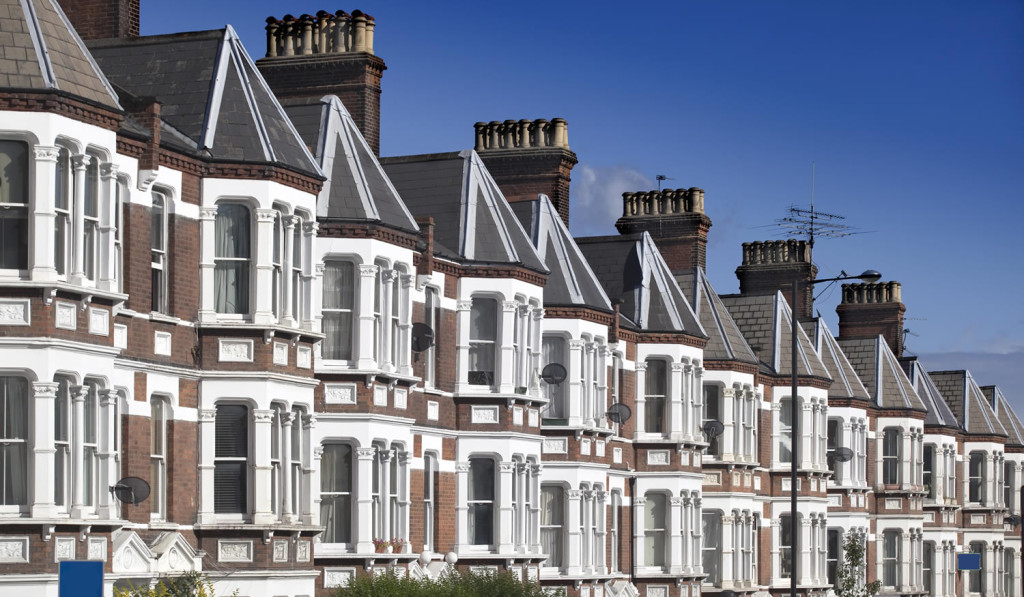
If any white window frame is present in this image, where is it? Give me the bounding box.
[969,451,985,504]
[0,140,29,271]
[882,427,900,485]
[320,442,355,546]
[467,456,496,547]
[54,146,73,277]
[321,259,357,361]
[883,529,900,588]
[213,403,250,517]
[213,203,252,316]
[540,484,565,570]
[644,492,668,569]
[644,359,668,435]
[467,297,499,387]
[0,376,29,509]
[424,287,440,387]
[151,189,169,313]
[150,395,168,521]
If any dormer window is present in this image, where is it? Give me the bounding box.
[214,203,251,315]
[0,140,28,270]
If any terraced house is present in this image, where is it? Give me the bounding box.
[0,1,1020,597]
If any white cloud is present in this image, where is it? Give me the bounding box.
[569,163,652,237]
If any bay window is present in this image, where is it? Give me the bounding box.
[322,260,355,360]
[970,452,985,503]
[540,485,564,569]
[703,511,721,585]
[0,376,28,505]
[883,428,900,485]
[541,335,567,418]
[214,404,248,514]
[468,298,498,386]
[0,140,28,269]
[644,493,667,567]
[320,443,353,543]
[214,204,251,315]
[704,386,721,457]
[53,377,101,513]
[779,398,793,463]
[780,513,793,579]
[883,530,900,587]
[467,457,495,546]
[924,445,935,499]
[151,190,168,313]
[644,359,667,434]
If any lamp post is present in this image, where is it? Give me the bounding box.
[789,269,880,597]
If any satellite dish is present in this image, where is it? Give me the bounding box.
[829,447,855,463]
[540,363,567,385]
[605,402,632,425]
[110,477,150,506]
[702,420,725,440]
[411,323,435,352]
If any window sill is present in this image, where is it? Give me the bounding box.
[0,279,129,304]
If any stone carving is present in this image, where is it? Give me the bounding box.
[580,438,591,455]
[595,441,605,457]
[527,408,539,427]
[512,406,524,425]
[273,342,288,366]
[613,447,623,464]
[273,540,288,562]
[373,385,387,406]
[154,331,172,356]
[297,345,312,368]
[55,536,75,561]
[296,540,311,562]
[88,537,107,561]
[647,586,669,597]
[89,308,109,335]
[218,540,253,562]
[325,383,356,405]
[0,538,28,563]
[542,438,567,454]
[647,450,670,465]
[168,547,184,570]
[324,568,354,588]
[427,401,439,420]
[219,339,253,362]
[394,388,407,409]
[0,300,29,325]
[56,302,76,330]
[470,406,498,424]
[114,324,128,348]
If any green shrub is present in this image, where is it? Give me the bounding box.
[333,569,564,597]
[113,572,232,597]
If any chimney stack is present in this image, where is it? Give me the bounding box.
[836,281,906,357]
[57,0,139,40]
[473,119,578,228]
[735,240,817,320]
[614,187,711,273]
[257,10,386,156]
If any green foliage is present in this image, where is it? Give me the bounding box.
[333,568,564,597]
[835,533,882,597]
[113,572,232,597]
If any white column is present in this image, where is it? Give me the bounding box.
[357,265,379,369]
[251,409,275,524]
[197,409,216,523]
[516,463,527,548]
[280,411,295,521]
[799,401,813,470]
[356,447,376,552]
[308,440,321,526]
[498,301,517,393]
[98,163,119,291]
[252,209,277,324]
[379,448,392,537]
[595,490,607,573]
[280,215,298,326]
[634,362,647,435]
[300,220,317,326]
[722,514,736,587]
[567,339,584,426]
[581,489,592,570]
[31,146,59,281]
[681,495,691,573]
[798,517,812,585]
[398,274,414,376]
[96,389,118,519]
[671,363,686,440]
[986,453,996,507]
[198,207,218,321]
[770,519,782,581]
[397,451,411,549]
[633,493,645,568]
[70,155,90,283]
[530,463,543,552]
[69,384,88,517]
[693,366,705,438]
[498,461,515,552]
[901,431,913,490]
[454,300,472,391]
[31,382,58,518]
[669,496,683,574]
[722,388,736,460]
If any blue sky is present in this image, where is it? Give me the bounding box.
[143,1,1024,406]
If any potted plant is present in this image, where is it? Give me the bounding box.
[389,537,406,553]
[372,538,389,553]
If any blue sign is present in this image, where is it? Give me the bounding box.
[958,553,983,571]
[59,561,103,597]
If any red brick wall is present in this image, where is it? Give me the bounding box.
[57,0,139,40]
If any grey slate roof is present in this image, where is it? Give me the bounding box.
[929,370,1007,437]
[0,0,120,109]
[380,150,547,272]
[88,27,321,178]
[675,268,758,364]
[803,319,871,401]
[981,385,1024,447]
[284,96,418,232]
[575,233,705,336]
[510,196,612,311]
[837,336,926,411]
[719,292,829,378]
[899,357,960,428]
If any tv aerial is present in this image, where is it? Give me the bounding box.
[539,363,567,386]
[110,477,151,506]
[410,323,435,361]
[702,420,725,441]
[655,174,675,191]
[605,403,632,425]
[827,447,855,465]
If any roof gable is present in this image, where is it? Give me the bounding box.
[837,335,926,411]
[89,27,320,177]
[900,357,960,428]
[930,370,1007,437]
[719,291,829,378]
[803,318,870,400]
[0,0,120,109]
[676,268,758,364]
[982,385,1024,447]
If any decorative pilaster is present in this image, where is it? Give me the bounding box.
[566,489,582,575]
[357,264,379,369]
[198,207,218,321]
[31,146,59,281]
[70,155,90,283]
[251,409,275,524]
[498,461,515,552]
[668,496,684,575]
[455,462,470,549]
[31,382,59,518]
[498,301,517,394]
[197,408,217,523]
[97,163,119,291]
[69,384,88,517]
[356,447,377,552]
[454,300,472,392]
[96,389,119,518]
[253,209,278,324]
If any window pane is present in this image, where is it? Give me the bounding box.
[0,141,28,269]
[703,512,721,584]
[0,377,27,505]
[541,486,564,567]
[215,405,248,457]
[469,458,494,501]
[214,461,246,513]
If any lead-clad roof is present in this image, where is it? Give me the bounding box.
[0,0,120,109]
[930,369,1007,437]
[380,150,547,272]
[981,385,1024,447]
[803,318,871,401]
[837,336,926,412]
[676,267,758,364]
[900,357,959,428]
[719,292,829,379]
[88,27,321,178]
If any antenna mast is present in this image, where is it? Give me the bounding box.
[775,162,858,262]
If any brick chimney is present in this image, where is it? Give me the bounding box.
[614,188,711,273]
[256,10,386,156]
[836,281,906,357]
[735,240,817,320]
[57,0,139,40]
[473,119,578,228]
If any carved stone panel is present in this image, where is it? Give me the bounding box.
[218,339,253,362]
[0,299,30,326]
[427,401,439,420]
[0,537,29,563]
[88,307,109,336]
[56,301,76,330]
[154,331,172,356]
[324,568,355,588]
[273,540,288,562]
[273,341,288,366]
[297,345,312,369]
[55,536,75,561]
[218,540,253,563]
[471,405,499,424]
[324,383,357,405]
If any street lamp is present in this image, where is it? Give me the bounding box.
[790,269,880,597]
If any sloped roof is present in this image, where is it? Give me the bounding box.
[575,233,705,336]
[89,27,321,178]
[284,96,418,232]
[380,150,547,272]
[0,0,120,109]
[803,319,870,401]
[720,292,829,379]
[930,370,1007,437]
[837,336,926,411]
[675,268,758,364]
[900,357,960,429]
[981,386,1024,447]
[510,196,612,311]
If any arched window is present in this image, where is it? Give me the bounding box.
[467,457,495,546]
[540,484,564,569]
[151,190,168,313]
[424,287,440,387]
[882,428,900,484]
[644,359,668,434]
[83,153,100,281]
[423,452,438,551]
[150,396,168,520]
[0,376,29,505]
[320,443,353,543]
[541,335,567,418]
[969,452,985,503]
[54,146,72,275]
[322,260,356,360]
[214,204,251,314]
[644,493,667,567]
[0,141,29,269]
[468,298,498,386]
